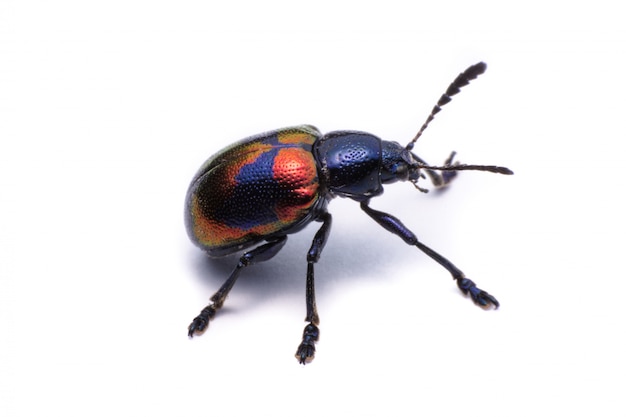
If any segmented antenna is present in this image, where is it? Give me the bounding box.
[411,150,513,193]
[406,62,487,151]
[416,162,513,175]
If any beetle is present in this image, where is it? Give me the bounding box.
[185,62,513,364]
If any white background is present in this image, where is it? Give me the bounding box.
[1,1,625,416]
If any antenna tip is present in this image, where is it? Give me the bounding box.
[466,62,487,78]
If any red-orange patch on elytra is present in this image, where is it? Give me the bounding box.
[273,148,319,222]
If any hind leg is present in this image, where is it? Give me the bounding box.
[188,236,288,336]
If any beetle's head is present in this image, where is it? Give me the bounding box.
[380,140,446,193]
[380,141,427,190]
[381,140,512,193]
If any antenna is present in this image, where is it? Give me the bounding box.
[406,62,487,151]
[410,151,513,193]
[416,161,513,175]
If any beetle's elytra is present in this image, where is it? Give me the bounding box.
[185,62,513,364]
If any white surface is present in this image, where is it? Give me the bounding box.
[1,1,625,416]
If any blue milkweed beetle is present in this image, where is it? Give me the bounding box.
[185,62,513,364]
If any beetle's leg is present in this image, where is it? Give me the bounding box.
[440,151,459,185]
[296,211,332,364]
[188,236,288,337]
[414,152,459,188]
[360,201,499,308]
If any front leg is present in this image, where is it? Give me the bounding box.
[360,201,499,309]
[295,211,332,364]
[413,152,459,188]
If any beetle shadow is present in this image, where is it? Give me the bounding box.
[187,232,313,316]
[186,219,409,316]
[188,248,303,314]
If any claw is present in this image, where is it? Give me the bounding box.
[187,317,208,337]
[457,277,499,309]
[296,343,316,364]
[188,305,217,337]
[476,290,499,309]
[295,323,319,364]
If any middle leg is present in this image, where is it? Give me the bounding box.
[295,211,332,364]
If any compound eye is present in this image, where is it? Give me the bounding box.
[382,162,409,184]
[393,163,409,181]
